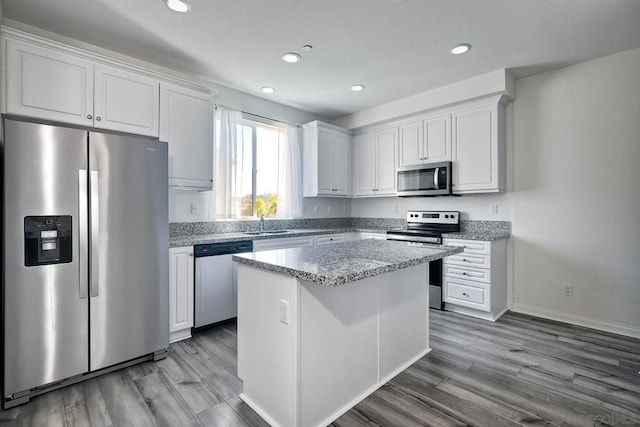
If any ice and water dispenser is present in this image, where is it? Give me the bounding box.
[24,216,72,266]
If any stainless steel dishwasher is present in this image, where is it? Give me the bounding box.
[194,240,253,329]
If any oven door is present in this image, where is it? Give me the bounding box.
[396,161,452,196]
[385,235,444,310]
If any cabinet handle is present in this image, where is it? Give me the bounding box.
[87,114,92,120]
[96,116,102,121]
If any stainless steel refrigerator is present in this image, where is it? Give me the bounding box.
[2,119,169,408]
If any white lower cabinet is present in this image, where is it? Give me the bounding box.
[169,247,194,343]
[252,236,314,251]
[443,238,507,321]
[314,233,344,245]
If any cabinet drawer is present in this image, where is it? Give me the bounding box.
[443,264,491,284]
[252,236,314,251]
[444,278,490,312]
[443,239,490,255]
[445,252,490,269]
[315,234,345,245]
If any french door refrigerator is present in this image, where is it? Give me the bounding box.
[2,119,169,408]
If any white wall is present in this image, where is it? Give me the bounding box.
[511,47,640,337]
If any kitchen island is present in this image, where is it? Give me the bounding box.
[233,239,462,427]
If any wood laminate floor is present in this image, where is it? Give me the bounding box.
[1,310,639,426]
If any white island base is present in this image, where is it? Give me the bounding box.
[237,263,429,427]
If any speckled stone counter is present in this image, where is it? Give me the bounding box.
[233,239,462,287]
[170,228,387,247]
[443,220,511,241]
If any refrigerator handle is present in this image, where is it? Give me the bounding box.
[78,170,89,299]
[90,170,100,298]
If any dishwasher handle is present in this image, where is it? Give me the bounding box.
[194,240,253,257]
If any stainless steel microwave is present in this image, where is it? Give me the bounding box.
[396,161,452,197]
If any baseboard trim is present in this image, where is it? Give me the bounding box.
[510,303,640,339]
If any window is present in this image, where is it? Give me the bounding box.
[214,108,301,219]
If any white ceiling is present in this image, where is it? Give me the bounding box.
[3,0,640,119]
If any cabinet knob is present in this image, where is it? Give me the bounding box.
[96,116,102,121]
[463,258,468,262]
[189,253,194,257]
[462,292,469,297]
[87,114,92,119]
[462,272,467,275]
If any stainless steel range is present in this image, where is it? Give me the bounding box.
[387,211,460,309]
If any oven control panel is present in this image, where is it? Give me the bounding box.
[406,210,459,225]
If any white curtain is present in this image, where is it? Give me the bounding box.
[211,107,244,219]
[276,124,303,218]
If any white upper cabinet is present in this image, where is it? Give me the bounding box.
[94,64,159,137]
[353,126,397,197]
[4,35,162,137]
[302,121,352,197]
[160,83,214,190]
[5,39,94,127]
[398,113,451,166]
[451,96,506,194]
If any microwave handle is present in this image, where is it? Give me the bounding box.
[434,167,440,189]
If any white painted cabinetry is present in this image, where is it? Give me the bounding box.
[353,126,397,197]
[5,39,94,127]
[252,236,314,251]
[160,83,214,190]
[314,233,344,245]
[5,38,160,137]
[169,247,195,343]
[398,113,451,166]
[302,121,352,197]
[442,238,507,321]
[451,96,506,194]
[93,64,159,136]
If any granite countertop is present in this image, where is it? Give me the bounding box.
[232,239,463,287]
[442,231,511,241]
[170,228,387,247]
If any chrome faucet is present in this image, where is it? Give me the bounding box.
[260,215,265,232]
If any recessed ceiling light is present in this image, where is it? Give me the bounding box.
[261,87,275,94]
[163,0,191,13]
[282,52,301,63]
[451,43,471,55]
[351,85,365,92]
[302,45,313,52]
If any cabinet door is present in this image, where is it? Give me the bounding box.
[169,247,194,343]
[317,128,335,194]
[424,114,451,162]
[94,64,160,137]
[353,133,375,196]
[160,83,213,190]
[332,131,351,195]
[375,128,397,195]
[6,40,94,126]
[398,120,423,166]
[451,104,501,193]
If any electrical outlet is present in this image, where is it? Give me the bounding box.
[563,283,573,296]
[393,204,398,213]
[490,204,499,215]
[314,205,318,214]
[279,300,289,324]
[327,205,332,213]
[342,204,346,213]
[190,203,200,215]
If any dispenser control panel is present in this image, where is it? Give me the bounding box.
[24,216,72,266]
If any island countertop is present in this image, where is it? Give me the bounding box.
[232,239,463,287]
